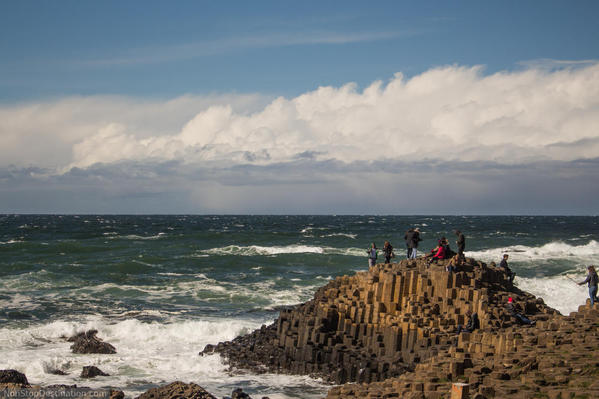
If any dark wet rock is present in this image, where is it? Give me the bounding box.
[109,389,125,399]
[135,381,216,399]
[80,366,109,378]
[231,387,251,398]
[0,369,28,385]
[68,329,116,354]
[47,368,68,375]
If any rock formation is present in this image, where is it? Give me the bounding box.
[80,365,109,378]
[203,256,557,386]
[0,369,29,386]
[68,329,117,354]
[326,302,599,398]
[203,256,599,396]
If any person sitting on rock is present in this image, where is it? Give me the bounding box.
[578,265,599,307]
[499,254,516,284]
[506,297,535,326]
[426,240,446,266]
[457,310,479,334]
[441,236,456,259]
[366,242,378,267]
[446,254,462,272]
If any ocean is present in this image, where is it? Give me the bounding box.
[1,215,598,398]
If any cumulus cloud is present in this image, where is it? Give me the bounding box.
[2,63,599,213]
[0,93,269,168]
[57,63,599,169]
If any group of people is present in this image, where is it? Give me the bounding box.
[456,296,535,336]
[366,241,395,266]
[366,231,598,309]
[367,228,466,270]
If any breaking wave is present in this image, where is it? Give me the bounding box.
[467,240,599,264]
[0,316,329,398]
[201,245,365,257]
[516,273,589,315]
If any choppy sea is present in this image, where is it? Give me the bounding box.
[1,215,598,397]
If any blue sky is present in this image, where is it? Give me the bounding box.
[1,1,599,214]
[3,1,598,100]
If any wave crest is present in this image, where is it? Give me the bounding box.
[467,240,599,263]
[201,244,365,257]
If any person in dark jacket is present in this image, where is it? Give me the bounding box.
[404,228,422,259]
[578,265,599,306]
[499,254,516,284]
[455,230,465,260]
[404,228,414,258]
[383,241,394,264]
[506,297,535,325]
[457,310,479,334]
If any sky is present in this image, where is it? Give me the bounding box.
[1,1,599,214]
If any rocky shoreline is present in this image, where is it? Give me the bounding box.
[2,256,599,398]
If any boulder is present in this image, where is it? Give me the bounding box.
[47,368,68,375]
[0,369,28,385]
[80,366,109,378]
[110,389,125,399]
[68,330,116,354]
[231,388,252,398]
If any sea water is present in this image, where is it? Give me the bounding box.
[1,215,598,397]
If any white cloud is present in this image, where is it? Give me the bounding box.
[0,93,269,168]
[2,62,599,212]
[48,63,599,169]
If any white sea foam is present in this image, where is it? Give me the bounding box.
[65,273,319,310]
[0,316,328,398]
[515,273,589,315]
[0,293,41,312]
[467,240,599,264]
[322,233,357,239]
[112,233,167,240]
[0,239,24,245]
[201,244,365,257]
[300,226,329,234]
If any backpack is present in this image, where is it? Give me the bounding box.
[591,272,599,286]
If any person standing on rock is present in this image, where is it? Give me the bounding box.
[578,265,599,307]
[455,230,465,260]
[383,241,394,264]
[500,254,516,284]
[366,242,378,267]
[404,228,414,258]
[404,228,421,259]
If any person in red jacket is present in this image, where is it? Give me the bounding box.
[426,239,446,266]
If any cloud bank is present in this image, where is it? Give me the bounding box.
[1,63,599,213]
